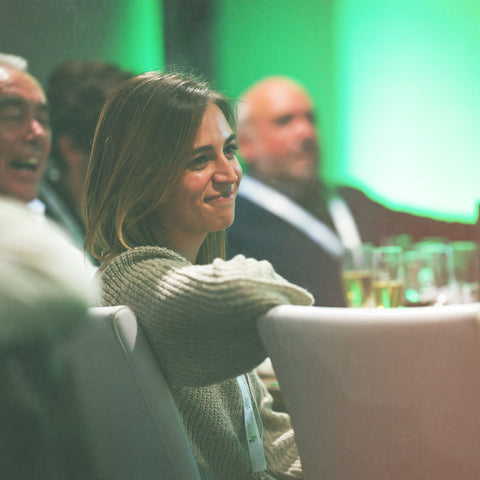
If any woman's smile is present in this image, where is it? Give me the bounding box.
[157,103,242,248]
[205,185,237,203]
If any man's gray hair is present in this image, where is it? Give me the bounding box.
[0,53,28,71]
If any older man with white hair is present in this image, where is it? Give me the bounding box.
[0,54,50,205]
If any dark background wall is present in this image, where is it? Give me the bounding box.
[0,0,164,84]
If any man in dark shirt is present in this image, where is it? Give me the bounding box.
[227,76,478,306]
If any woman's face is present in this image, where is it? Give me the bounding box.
[157,103,242,249]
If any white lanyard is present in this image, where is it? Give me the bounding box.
[236,374,267,473]
[239,175,343,259]
[327,195,362,250]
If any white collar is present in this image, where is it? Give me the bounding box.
[26,198,46,215]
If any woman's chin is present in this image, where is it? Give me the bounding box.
[211,214,235,232]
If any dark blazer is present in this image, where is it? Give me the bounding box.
[227,183,479,307]
[338,186,478,245]
[226,194,346,307]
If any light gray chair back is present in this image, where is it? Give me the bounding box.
[258,303,480,480]
[64,305,201,479]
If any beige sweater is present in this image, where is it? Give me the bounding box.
[99,246,313,479]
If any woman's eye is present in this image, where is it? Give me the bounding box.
[224,143,238,159]
[188,155,209,171]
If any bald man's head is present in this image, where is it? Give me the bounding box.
[238,76,320,184]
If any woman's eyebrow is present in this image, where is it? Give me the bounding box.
[191,134,237,155]
[225,133,237,144]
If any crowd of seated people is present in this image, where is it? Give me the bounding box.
[2,50,480,479]
[1,53,312,479]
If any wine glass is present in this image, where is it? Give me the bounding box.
[341,244,374,308]
[450,241,480,304]
[371,246,405,308]
[403,242,452,307]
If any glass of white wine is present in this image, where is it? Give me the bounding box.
[450,241,480,304]
[372,246,405,308]
[341,244,374,308]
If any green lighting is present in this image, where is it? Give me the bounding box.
[214,0,336,184]
[215,0,480,223]
[104,0,164,74]
[335,0,480,222]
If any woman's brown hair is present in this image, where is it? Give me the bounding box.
[83,71,236,264]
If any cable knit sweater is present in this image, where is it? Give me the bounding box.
[98,246,313,480]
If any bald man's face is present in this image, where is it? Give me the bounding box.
[0,67,51,202]
[240,82,320,183]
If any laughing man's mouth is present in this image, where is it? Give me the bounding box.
[10,158,40,172]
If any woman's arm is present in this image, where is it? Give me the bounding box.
[100,247,313,387]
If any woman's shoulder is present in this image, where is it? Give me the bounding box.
[99,246,189,278]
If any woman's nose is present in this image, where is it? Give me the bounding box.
[213,157,239,183]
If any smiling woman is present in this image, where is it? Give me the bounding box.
[84,71,238,265]
[156,103,242,263]
[83,71,313,479]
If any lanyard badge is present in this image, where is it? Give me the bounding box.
[237,374,267,473]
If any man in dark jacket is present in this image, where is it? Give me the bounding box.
[227,76,477,306]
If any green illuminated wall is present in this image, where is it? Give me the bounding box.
[214,0,336,184]
[101,0,165,73]
[214,0,480,222]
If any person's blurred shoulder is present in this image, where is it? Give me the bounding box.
[0,197,96,345]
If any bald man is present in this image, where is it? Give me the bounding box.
[0,59,51,204]
[239,77,320,190]
[227,76,478,306]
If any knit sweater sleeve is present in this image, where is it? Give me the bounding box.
[99,246,313,387]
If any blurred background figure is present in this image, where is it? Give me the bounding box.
[0,54,50,208]
[0,198,97,479]
[228,76,478,306]
[39,60,132,247]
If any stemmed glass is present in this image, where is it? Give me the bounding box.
[341,244,374,308]
[371,246,405,308]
